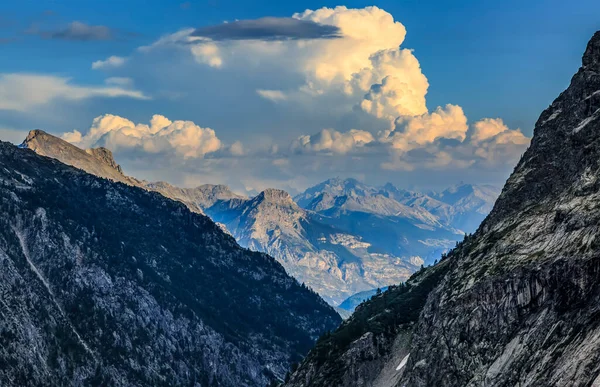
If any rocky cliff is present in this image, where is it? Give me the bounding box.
[285,31,600,387]
[0,141,340,386]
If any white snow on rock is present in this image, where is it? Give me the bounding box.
[396,353,410,371]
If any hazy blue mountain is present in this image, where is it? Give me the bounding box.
[338,287,389,312]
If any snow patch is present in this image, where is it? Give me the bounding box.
[541,109,562,125]
[573,109,600,133]
[396,353,410,371]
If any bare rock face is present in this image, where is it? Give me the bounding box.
[286,31,600,387]
[85,147,123,173]
[21,130,138,186]
[402,29,600,387]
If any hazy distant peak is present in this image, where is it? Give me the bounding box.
[255,188,295,205]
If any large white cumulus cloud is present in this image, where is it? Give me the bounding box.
[63,114,222,158]
[83,5,532,189]
[142,6,428,119]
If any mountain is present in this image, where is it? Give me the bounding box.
[21,132,496,306]
[285,30,600,387]
[0,140,341,386]
[427,183,499,232]
[338,286,389,312]
[298,177,500,234]
[20,130,248,216]
[21,129,142,187]
[205,188,420,305]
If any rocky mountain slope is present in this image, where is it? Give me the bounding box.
[284,30,600,387]
[0,141,340,386]
[21,130,249,215]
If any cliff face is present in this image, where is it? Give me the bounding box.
[0,141,340,386]
[403,29,600,387]
[286,31,600,387]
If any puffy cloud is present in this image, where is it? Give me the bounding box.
[381,116,529,171]
[92,55,127,70]
[291,128,374,154]
[75,5,531,190]
[141,6,425,118]
[0,73,148,112]
[471,118,514,143]
[384,105,469,151]
[356,49,429,118]
[34,21,114,41]
[63,114,222,158]
[470,118,530,164]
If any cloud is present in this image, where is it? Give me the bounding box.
[105,77,134,87]
[291,108,529,172]
[356,49,429,118]
[63,114,222,159]
[36,21,114,41]
[92,55,127,70]
[383,105,469,152]
[75,6,531,191]
[0,73,149,112]
[256,89,287,102]
[191,17,342,41]
[380,116,530,171]
[291,128,374,154]
[230,141,244,156]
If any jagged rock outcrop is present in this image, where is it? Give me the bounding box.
[21,130,140,187]
[286,31,600,387]
[0,141,341,386]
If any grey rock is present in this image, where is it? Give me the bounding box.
[285,30,600,387]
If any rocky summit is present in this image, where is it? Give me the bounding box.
[285,31,600,387]
[0,141,340,386]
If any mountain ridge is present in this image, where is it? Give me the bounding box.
[0,139,342,386]
[284,29,600,387]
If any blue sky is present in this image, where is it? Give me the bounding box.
[0,1,598,193]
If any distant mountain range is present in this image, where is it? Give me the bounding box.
[21,131,500,305]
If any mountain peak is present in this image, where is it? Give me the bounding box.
[23,129,45,143]
[256,188,295,205]
[483,30,600,230]
[20,129,143,190]
[583,30,600,69]
[85,147,123,173]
